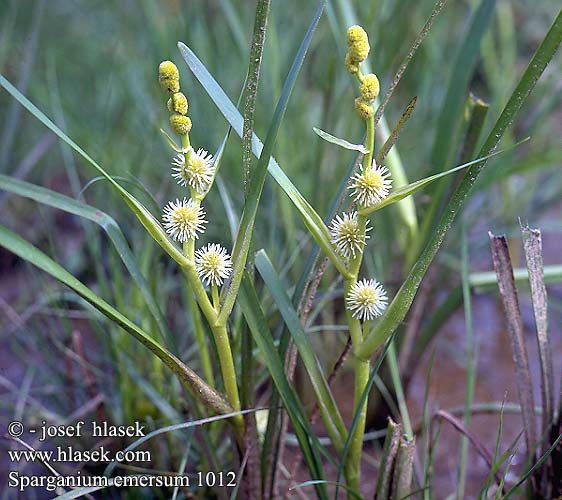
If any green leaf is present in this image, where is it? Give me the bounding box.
[359,138,529,216]
[0,224,232,416]
[238,273,329,500]
[254,250,347,451]
[313,127,368,153]
[357,8,562,359]
[0,174,171,345]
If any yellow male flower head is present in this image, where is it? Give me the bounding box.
[360,73,380,100]
[345,53,359,74]
[167,92,189,115]
[158,60,180,93]
[354,96,374,120]
[170,114,192,135]
[346,25,370,63]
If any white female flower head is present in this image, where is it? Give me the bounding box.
[162,198,207,242]
[329,211,371,259]
[195,243,233,286]
[172,148,215,194]
[349,163,392,208]
[346,278,388,321]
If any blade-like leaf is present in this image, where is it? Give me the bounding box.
[0,75,194,271]
[359,138,528,216]
[0,74,216,323]
[0,224,232,416]
[238,273,329,500]
[0,174,171,345]
[313,127,368,153]
[204,0,336,324]
[254,250,347,450]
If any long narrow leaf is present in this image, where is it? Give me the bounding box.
[489,232,536,455]
[522,226,554,437]
[359,138,528,216]
[0,224,232,416]
[0,74,192,271]
[178,25,348,281]
[254,250,347,450]
[238,273,329,500]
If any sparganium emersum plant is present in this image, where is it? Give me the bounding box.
[157,60,243,438]
[1,1,559,496]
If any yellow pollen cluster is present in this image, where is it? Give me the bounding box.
[167,92,189,115]
[360,73,380,100]
[158,60,180,93]
[346,25,370,65]
[354,97,374,120]
[170,114,192,135]
[159,60,193,137]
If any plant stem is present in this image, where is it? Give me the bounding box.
[210,323,243,433]
[343,106,375,490]
[211,284,220,311]
[186,289,215,387]
[348,356,370,493]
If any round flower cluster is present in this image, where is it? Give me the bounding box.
[346,279,387,321]
[329,211,370,259]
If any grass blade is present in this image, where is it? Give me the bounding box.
[0,224,232,417]
[357,8,562,359]
[359,138,528,217]
[0,74,197,274]
[178,22,348,281]
[238,273,329,500]
[489,233,536,456]
[254,249,347,450]
[241,0,270,195]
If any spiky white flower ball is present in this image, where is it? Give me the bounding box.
[171,148,215,194]
[349,163,392,208]
[162,198,207,242]
[346,278,388,321]
[329,211,370,259]
[195,243,233,286]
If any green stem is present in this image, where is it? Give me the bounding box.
[211,284,220,311]
[343,97,376,490]
[347,356,370,492]
[364,115,375,169]
[186,290,215,387]
[209,323,243,433]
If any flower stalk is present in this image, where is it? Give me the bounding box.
[159,60,243,436]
